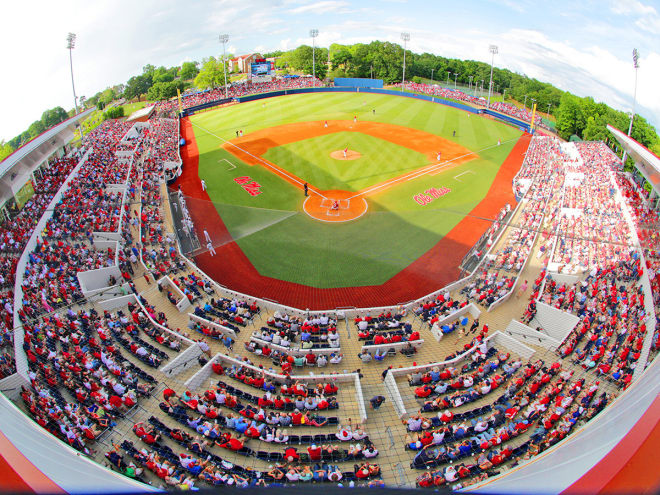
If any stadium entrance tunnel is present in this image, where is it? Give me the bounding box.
[303,190,369,222]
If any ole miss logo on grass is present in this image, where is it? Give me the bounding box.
[413,186,451,206]
[234,176,262,196]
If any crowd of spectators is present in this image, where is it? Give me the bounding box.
[154,77,325,116]
[390,83,550,130]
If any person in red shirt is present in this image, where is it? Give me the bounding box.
[355,463,371,479]
[284,447,299,462]
[291,410,303,425]
[307,444,322,461]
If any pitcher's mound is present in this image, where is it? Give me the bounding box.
[330,149,361,160]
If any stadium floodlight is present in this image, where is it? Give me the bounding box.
[310,29,319,87]
[219,34,229,98]
[479,80,484,97]
[622,49,640,165]
[401,32,410,91]
[454,72,458,89]
[487,44,498,109]
[446,71,450,84]
[66,32,83,139]
[431,68,434,81]
[523,94,528,109]
[503,88,507,100]
[468,75,473,92]
[66,33,79,117]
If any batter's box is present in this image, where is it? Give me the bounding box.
[326,209,340,217]
[218,158,237,171]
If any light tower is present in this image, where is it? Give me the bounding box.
[401,32,410,91]
[454,72,458,89]
[487,44,498,109]
[219,34,229,98]
[622,49,640,165]
[310,29,319,86]
[66,33,79,116]
[468,75,474,93]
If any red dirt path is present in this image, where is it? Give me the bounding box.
[176,117,531,310]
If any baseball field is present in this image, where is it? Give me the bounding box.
[175,91,529,308]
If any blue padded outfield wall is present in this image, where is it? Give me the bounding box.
[181,86,531,133]
[334,78,384,89]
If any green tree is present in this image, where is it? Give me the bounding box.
[142,64,156,76]
[41,107,69,128]
[124,74,153,100]
[179,61,199,80]
[99,88,116,107]
[0,140,13,162]
[147,80,185,101]
[283,45,328,78]
[556,93,586,140]
[28,120,46,138]
[194,57,225,89]
[103,106,124,119]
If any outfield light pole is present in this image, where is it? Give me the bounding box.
[454,72,458,89]
[66,33,79,117]
[468,75,473,93]
[310,29,319,86]
[401,32,410,91]
[523,94,528,109]
[503,88,507,101]
[479,80,484,97]
[487,44,498,109]
[219,34,229,98]
[447,71,450,85]
[622,49,640,165]
[431,68,435,82]
[547,102,551,117]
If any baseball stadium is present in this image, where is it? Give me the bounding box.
[0,12,659,495]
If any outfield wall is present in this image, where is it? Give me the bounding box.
[334,77,384,89]
[179,86,532,132]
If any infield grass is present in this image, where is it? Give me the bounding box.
[263,132,429,192]
[190,92,522,288]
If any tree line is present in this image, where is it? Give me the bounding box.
[2,41,657,162]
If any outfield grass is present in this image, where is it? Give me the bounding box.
[191,92,522,288]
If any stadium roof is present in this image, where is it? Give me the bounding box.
[0,108,93,179]
[607,124,660,194]
[126,105,155,122]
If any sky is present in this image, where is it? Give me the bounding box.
[1,0,659,142]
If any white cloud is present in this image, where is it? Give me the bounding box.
[290,0,350,14]
[610,0,660,33]
[610,0,658,16]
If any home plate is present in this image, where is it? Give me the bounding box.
[454,170,475,182]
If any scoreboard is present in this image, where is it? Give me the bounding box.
[251,62,272,76]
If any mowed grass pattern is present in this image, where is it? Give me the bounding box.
[191,92,522,288]
[262,132,429,192]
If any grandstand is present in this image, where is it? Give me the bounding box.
[0,77,658,495]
